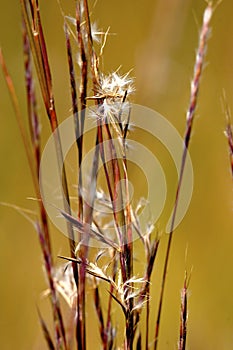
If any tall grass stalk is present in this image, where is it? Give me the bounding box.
[154,3,216,348]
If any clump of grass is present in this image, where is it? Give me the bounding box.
[0,1,224,349]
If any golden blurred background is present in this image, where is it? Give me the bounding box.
[0,0,233,349]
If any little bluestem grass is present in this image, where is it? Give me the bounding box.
[0,1,227,349]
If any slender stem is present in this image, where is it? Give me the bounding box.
[225,102,233,178]
[154,3,214,348]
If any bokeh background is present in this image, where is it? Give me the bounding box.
[0,0,233,349]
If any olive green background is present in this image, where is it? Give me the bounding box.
[0,0,233,349]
